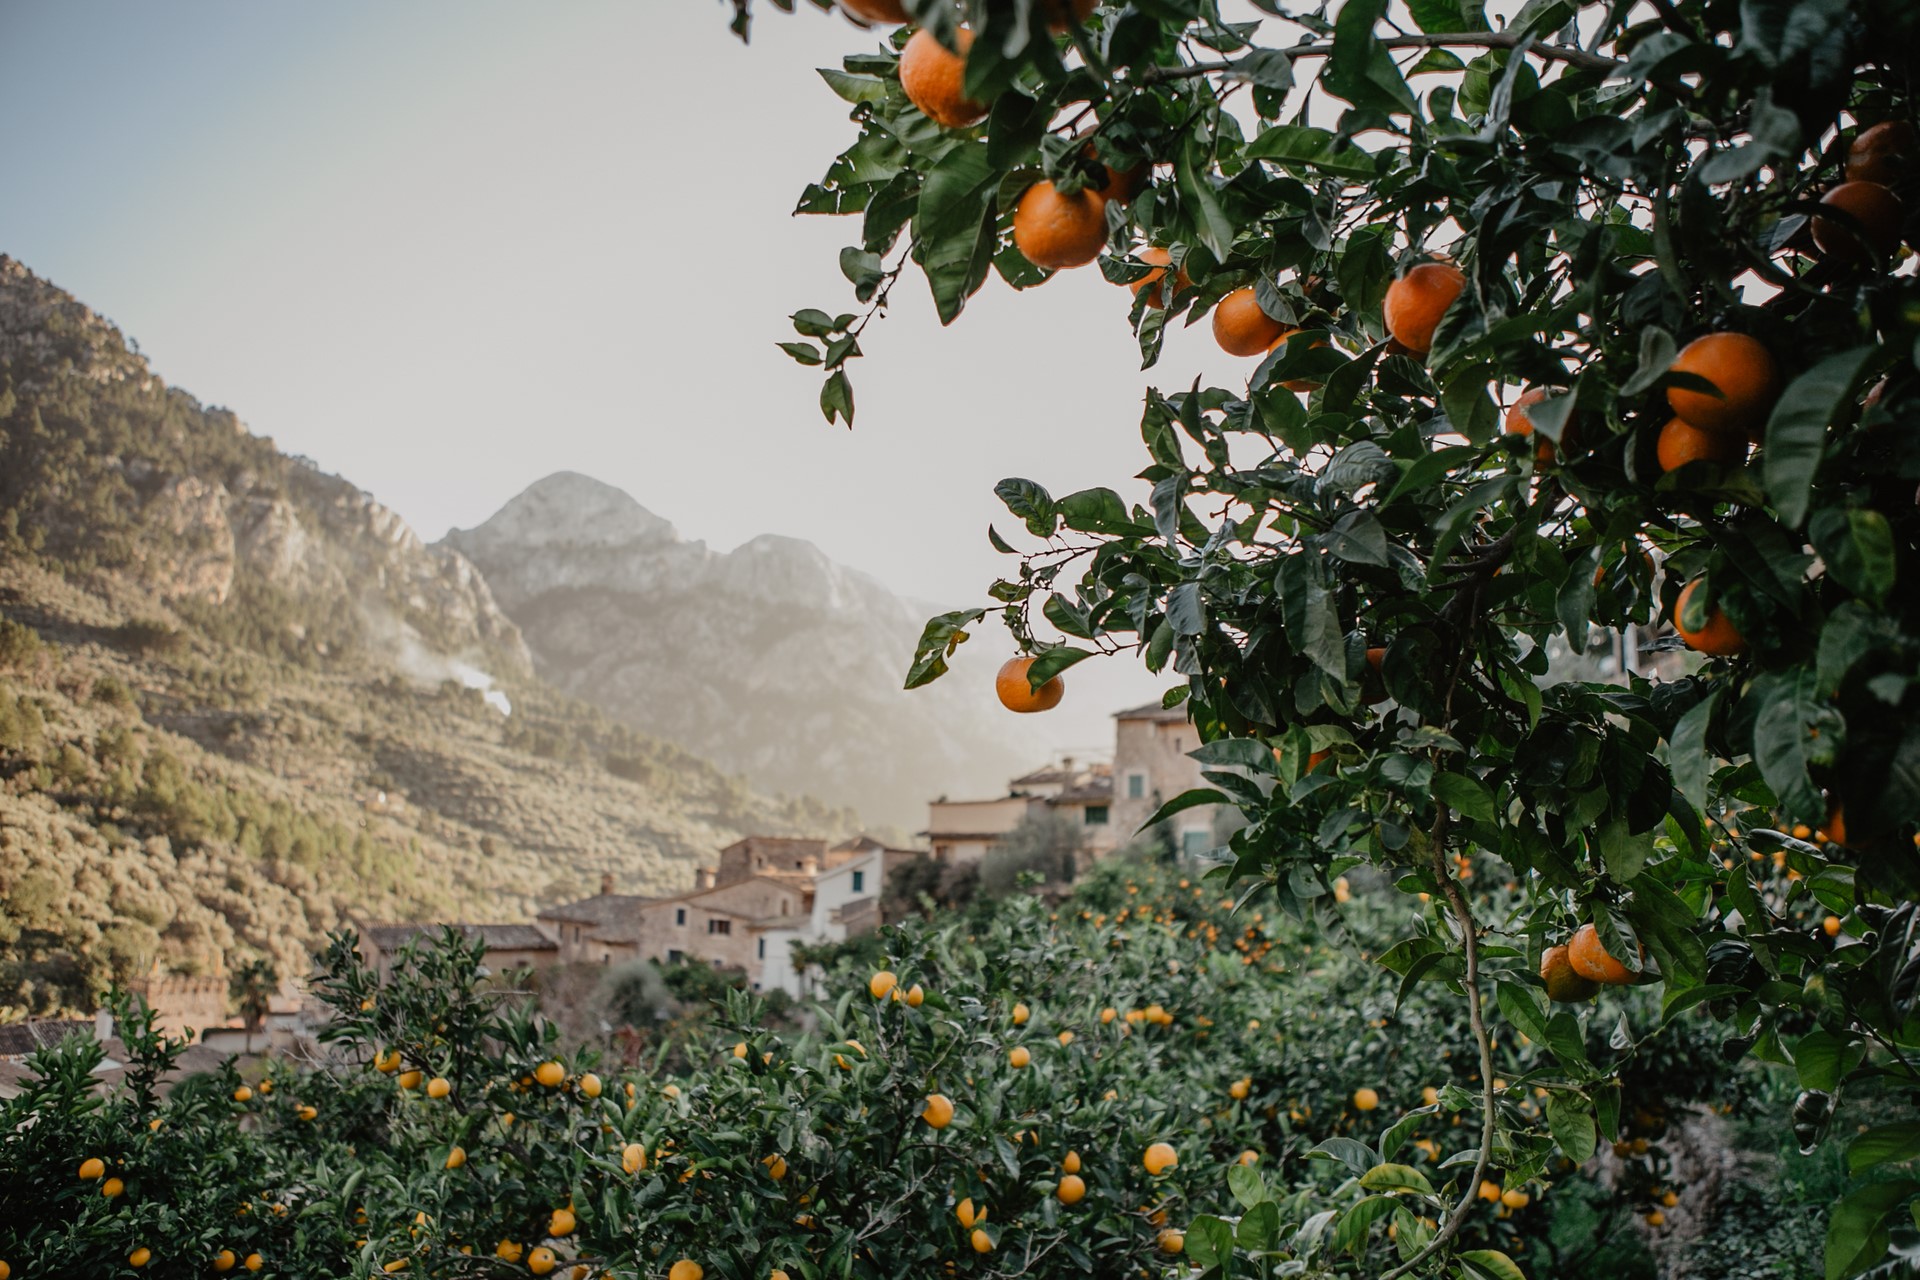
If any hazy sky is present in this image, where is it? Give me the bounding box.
[0,1,1406,748]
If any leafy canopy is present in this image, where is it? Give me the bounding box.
[764,0,1920,1273]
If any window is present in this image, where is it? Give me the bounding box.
[757,938,766,959]
[675,907,686,926]
[1181,830,1210,856]
[851,870,866,893]
[1127,773,1145,799]
[1085,805,1109,825]
[707,918,732,936]
[667,949,683,964]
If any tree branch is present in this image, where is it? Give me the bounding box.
[1133,33,1626,86]
[1380,805,1495,1280]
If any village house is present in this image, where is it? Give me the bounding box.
[924,702,1221,869]
[924,758,1116,866]
[534,835,918,997]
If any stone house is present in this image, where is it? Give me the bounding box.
[1110,703,1216,856]
[924,759,1116,866]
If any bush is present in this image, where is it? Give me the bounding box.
[0,862,1780,1279]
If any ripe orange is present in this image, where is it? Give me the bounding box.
[1212,287,1286,356]
[996,656,1064,713]
[1229,1076,1250,1100]
[1157,1229,1185,1255]
[1057,1173,1087,1205]
[1062,1150,1082,1173]
[129,1248,151,1269]
[1383,262,1465,355]
[1656,417,1747,472]
[1825,804,1851,847]
[548,1207,576,1236]
[1823,915,1842,937]
[764,1153,788,1180]
[1008,1046,1032,1068]
[839,0,911,22]
[922,1093,956,1128]
[1847,120,1918,185]
[868,970,897,999]
[1352,1087,1379,1112]
[1143,1141,1177,1175]
[668,1262,704,1280]
[496,1242,524,1264]
[1124,247,1187,307]
[1039,0,1098,29]
[1666,332,1780,439]
[578,1072,602,1098]
[622,1143,647,1174]
[1674,578,1746,656]
[1540,944,1600,1002]
[1811,181,1903,261]
[899,29,987,129]
[1567,923,1637,985]
[1265,329,1332,391]
[527,1248,557,1276]
[1012,181,1109,270]
[444,1145,466,1170]
[905,983,925,1007]
[1501,1188,1531,1209]
[1012,1001,1030,1025]
[534,1060,565,1088]
[101,1177,125,1198]
[213,1251,236,1273]
[426,1076,450,1099]
[1505,387,1579,464]
[396,1071,422,1091]
[78,1157,105,1180]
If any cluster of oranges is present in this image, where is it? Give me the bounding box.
[1538,924,1646,1003]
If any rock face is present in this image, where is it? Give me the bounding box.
[0,254,529,679]
[444,473,1046,827]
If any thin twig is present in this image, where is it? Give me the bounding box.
[1133,34,1626,85]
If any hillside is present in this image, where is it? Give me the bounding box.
[0,256,852,1017]
[441,472,1051,828]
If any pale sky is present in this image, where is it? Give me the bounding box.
[0,1,1467,750]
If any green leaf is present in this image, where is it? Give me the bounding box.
[1432,771,1496,822]
[1495,979,1550,1045]
[912,142,999,325]
[1459,1250,1528,1280]
[1244,125,1378,178]
[1175,133,1236,260]
[1596,818,1651,883]
[1325,0,1419,114]
[1668,692,1717,814]
[777,341,824,366]
[817,68,888,104]
[1026,646,1092,686]
[1056,487,1147,537]
[1359,1163,1435,1195]
[903,608,985,690]
[1228,1160,1269,1209]
[1334,1194,1399,1252]
[1810,507,1897,606]
[1763,347,1873,528]
[1826,1179,1920,1280]
[994,478,1057,537]
[1237,1200,1280,1251]
[1751,671,1843,824]
[1544,1093,1597,1164]
[1138,788,1229,832]
[819,369,855,427]
[1849,1123,1920,1174]
[1278,556,1344,678]
[1185,1215,1235,1268]
[1167,582,1206,637]
[1407,0,1490,31]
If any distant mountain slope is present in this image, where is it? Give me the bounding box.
[441,473,1050,827]
[0,257,851,1016]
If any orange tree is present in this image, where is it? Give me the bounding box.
[755,0,1920,1274]
[1,862,1749,1278]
